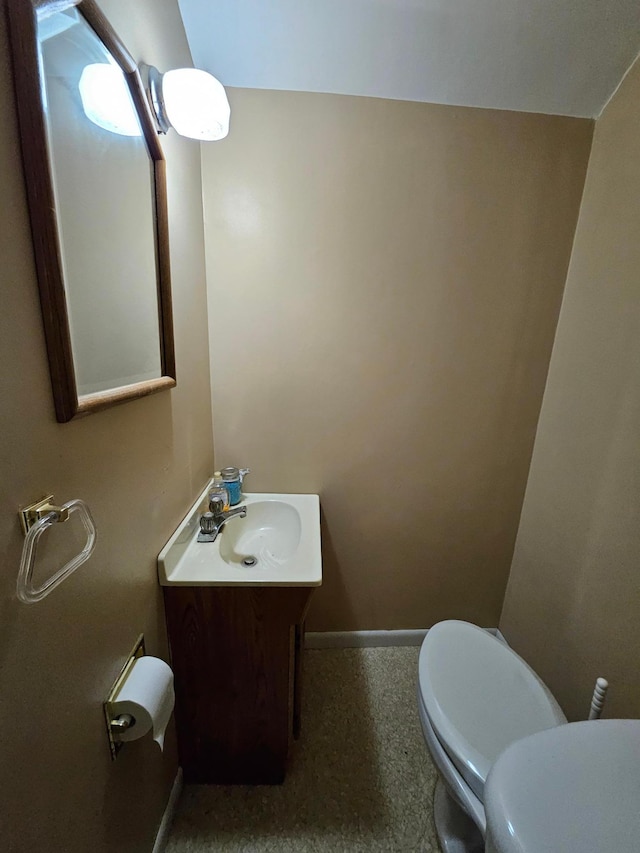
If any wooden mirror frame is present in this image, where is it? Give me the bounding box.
[7,0,176,422]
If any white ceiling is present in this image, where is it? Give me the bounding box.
[178,0,640,118]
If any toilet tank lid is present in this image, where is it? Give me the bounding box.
[484,719,640,853]
[418,621,566,789]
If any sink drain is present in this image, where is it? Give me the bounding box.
[241,556,258,567]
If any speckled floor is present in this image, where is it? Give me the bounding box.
[166,647,439,852]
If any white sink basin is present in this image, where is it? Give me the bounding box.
[158,486,322,587]
[219,499,301,567]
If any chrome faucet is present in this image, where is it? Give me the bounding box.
[197,494,247,543]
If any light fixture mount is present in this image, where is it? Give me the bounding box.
[146,64,170,134]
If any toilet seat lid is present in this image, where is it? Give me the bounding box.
[418,621,566,797]
[485,719,640,853]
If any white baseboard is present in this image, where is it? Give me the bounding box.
[152,767,183,853]
[305,627,502,649]
[305,629,429,648]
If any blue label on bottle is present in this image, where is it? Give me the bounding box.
[226,480,241,505]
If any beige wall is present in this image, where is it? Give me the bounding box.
[0,1,212,850]
[500,57,640,721]
[202,90,592,631]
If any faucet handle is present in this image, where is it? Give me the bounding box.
[200,512,216,534]
[208,494,225,515]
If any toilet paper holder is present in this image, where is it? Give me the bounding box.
[104,634,145,759]
[109,713,134,733]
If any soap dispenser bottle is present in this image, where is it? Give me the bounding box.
[209,472,229,511]
[220,467,250,506]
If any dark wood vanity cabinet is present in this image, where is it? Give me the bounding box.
[164,586,314,784]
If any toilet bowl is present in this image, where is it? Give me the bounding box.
[417,621,566,853]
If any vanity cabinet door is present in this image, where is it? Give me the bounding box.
[164,586,313,784]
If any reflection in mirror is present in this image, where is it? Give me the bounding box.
[38,8,161,396]
[8,0,175,421]
[79,63,142,137]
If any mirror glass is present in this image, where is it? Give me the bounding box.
[36,8,162,396]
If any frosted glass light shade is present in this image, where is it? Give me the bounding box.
[78,63,141,137]
[161,68,230,140]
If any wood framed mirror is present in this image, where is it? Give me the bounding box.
[7,0,175,422]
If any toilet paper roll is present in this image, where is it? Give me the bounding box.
[112,656,175,751]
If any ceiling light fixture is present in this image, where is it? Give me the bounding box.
[145,65,230,141]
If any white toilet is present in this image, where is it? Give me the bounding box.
[417,620,567,852]
[484,718,640,852]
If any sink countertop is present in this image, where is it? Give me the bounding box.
[158,486,322,587]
